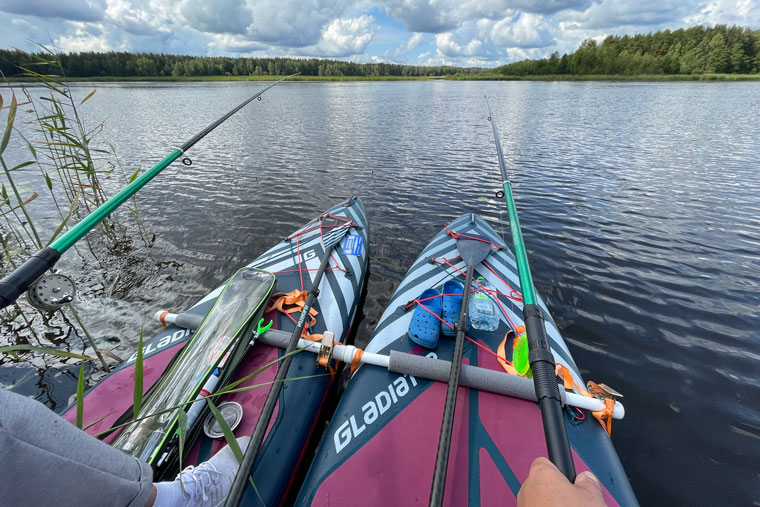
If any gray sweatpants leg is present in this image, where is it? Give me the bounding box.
[0,388,153,507]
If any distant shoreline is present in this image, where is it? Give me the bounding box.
[5,73,759,83]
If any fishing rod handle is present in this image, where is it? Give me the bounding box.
[0,247,60,309]
[523,303,576,481]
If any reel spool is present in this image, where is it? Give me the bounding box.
[26,274,76,311]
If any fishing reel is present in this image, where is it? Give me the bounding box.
[26,273,76,311]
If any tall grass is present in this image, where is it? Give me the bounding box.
[1,48,152,384]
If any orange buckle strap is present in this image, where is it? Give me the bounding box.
[306,332,338,375]
[309,332,365,377]
[317,331,334,368]
[266,290,319,336]
[586,381,620,436]
[556,365,619,436]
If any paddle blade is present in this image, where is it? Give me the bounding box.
[320,216,352,249]
[456,238,491,267]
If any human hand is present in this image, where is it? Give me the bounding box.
[516,457,607,507]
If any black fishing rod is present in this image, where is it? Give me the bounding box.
[485,95,576,481]
[0,73,299,309]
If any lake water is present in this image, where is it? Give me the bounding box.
[1,80,759,505]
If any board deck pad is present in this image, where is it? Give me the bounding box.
[62,197,370,506]
[296,214,637,506]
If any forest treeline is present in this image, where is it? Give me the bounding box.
[1,25,758,79]
[497,25,760,76]
[0,50,480,78]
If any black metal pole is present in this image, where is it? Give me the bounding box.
[428,264,475,506]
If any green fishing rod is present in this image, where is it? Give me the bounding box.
[485,96,576,481]
[0,74,299,309]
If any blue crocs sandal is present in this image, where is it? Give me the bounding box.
[441,280,464,337]
[408,288,442,348]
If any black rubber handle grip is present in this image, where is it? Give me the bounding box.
[0,247,60,309]
[524,303,577,482]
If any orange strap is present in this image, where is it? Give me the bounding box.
[305,334,363,377]
[350,348,364,376]
[556,365,615,436]
[159,311,170,329]
[497,333,519,376]
[265,292,366,377]
[308,334,336,375]
[266,290,319,336]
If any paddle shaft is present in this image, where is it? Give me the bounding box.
[0,74,298,309]
[225,244,335,507]
[486,98,576,481]
[429,264,475,507]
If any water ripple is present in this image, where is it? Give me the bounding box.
[2,80,759,505]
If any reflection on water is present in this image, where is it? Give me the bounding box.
[1,80,759,505]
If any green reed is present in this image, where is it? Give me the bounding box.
[1,48,151,386]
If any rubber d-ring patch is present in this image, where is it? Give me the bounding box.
[182,158,192,166]
[495,190,504,198]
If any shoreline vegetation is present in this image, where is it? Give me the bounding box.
[1,56,153,380]
[5,73,760,83]
[2,25,759,84]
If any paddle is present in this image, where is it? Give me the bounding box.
[429,234,491,507]
[0,74,299,309]
[485,96,576,481]
[224,215,353,507]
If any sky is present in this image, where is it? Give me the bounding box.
[0,0,758,67]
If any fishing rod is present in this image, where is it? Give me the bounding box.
[484,95,577,481]
[0,74,299,310]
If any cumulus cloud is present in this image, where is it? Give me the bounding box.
[179,0,253,35]
[0,0,757,66]
[207,34,266,53]
[558,0,688,30]
[479,12,554,48]
[436,32,483,57]
[507,0,593,15]
[685,0,760,27]
[428,10,553,66]
[407,32,424,51]
[382,0,457,33]
[247,0,351,47]
[55,22,114,51]
[0,0,105,21]
[105,0,170,36]
[301,15,376,57]
[382,0,593,33]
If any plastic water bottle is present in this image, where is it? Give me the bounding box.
[469,276,500,331]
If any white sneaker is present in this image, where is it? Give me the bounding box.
[175,436,250,507]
